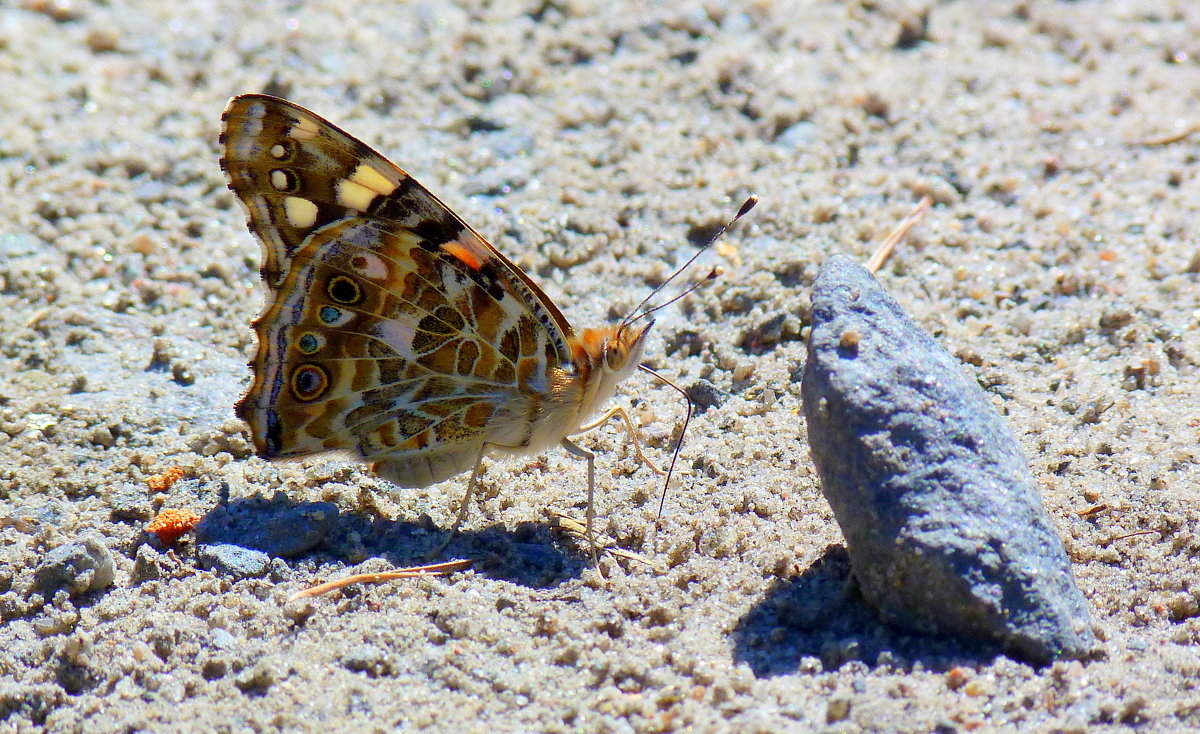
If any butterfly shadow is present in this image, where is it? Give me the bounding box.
[730,545,1002,677]
[196,492,584,589]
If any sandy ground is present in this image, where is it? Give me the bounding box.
[2,0,1200,731]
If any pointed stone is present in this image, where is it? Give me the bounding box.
[801,255,1098,665]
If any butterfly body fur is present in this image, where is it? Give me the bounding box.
[220,94,653,497]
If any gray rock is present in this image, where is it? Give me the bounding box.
[685,380,724,414]
[197,544,270,579]
[32,535,115,597]
[210,628,238,650]
[341,644,394,677]
[109,482,153,521]
[131,544,169,583]
[775,120,819,148]
[800,255,1098,665]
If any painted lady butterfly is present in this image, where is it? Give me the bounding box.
[219,94,755,565]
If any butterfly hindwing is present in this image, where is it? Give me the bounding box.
[220,94,576,486]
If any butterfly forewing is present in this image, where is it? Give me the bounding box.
[220,94,579,486]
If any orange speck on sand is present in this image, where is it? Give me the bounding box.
[715,240,742,267]
[146,466,185,492]
[146,508,201,545]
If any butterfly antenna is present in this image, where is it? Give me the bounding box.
[637,364,694,520]
[635,267,722,322]
[620,195,759,333]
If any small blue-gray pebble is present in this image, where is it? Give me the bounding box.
[198,543,270,579]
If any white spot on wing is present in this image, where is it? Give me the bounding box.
[350,164,398,195]
[350,251,389,280]
[377,320,417,358]
[283,197,318,228]
[289,116,320,141]
[244,101,266,134]
[336,178,376,212]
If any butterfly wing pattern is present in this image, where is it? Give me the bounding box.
[219,95,654,518]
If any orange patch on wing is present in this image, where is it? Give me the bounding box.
[517,357,541,386]
[420,341,461,374]
[299,396,351,442]
[441,241,483,271]
[465,402,494,429]
[374,419,399,448]
[400,429,432,451]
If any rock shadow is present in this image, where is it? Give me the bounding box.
[732,545,1003,677]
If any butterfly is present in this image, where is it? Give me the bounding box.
[219,93,756,566]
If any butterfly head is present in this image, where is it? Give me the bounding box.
[577,320,654,378]
[607,319,655,374]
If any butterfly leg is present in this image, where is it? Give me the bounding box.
[575,406,666,476]
[429,447,489,558]
[560,437,601,567]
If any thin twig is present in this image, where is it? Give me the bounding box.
[1107,529,1158,543]
[1076,504,1108,518]
[865,196,932,274]
[286,558,473,602]
[1127,126,1200,146]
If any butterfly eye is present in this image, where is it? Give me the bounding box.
[297,332,323,355]
[603,339,627,372]
[327,275,362,305]
[319,305,343,325]
[290,364,329,401]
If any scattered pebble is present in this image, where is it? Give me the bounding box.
[210,628,238,650]
[341,644,394,677]
[0,232,43,257]
[685,380,724,414]
[801,255,1099,665]
[197,543,270,579]
[233,660,277,694]
[825,696,851,723]
[732,363,755,382]
[740,313,788,354]
[131,544,169,583]
[85,27,119,53]
[775,121,818,148]
[946,667,971,691]
[109,482,153,521]
[24,0,83,22]
[88,425,116,448]
[32,535,115,598]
